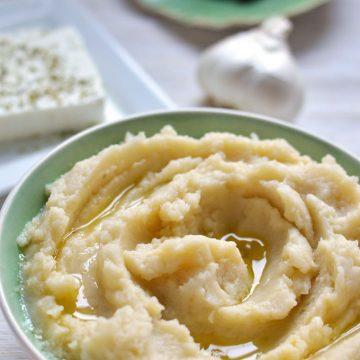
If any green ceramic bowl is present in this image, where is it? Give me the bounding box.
[134,0,331,29]
[0,109,359,359]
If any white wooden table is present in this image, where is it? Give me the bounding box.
[1,0,359,358]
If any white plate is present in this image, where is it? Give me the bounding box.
[0,0,175,195]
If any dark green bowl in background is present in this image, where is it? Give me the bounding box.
[0,109,359,359]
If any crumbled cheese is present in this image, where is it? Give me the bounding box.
[0,26,105,141]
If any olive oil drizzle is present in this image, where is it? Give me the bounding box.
[202,234,267,359]
[64,184,134,241]
[221,233,267,300]
[61,186,271,353]
[311,322,360,358]
[207,342,259,360]
[71,273,97,321]
[58,184,156,320]
[53,179,360,358]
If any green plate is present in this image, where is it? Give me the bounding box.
[0,109,358,359]
[134,0,331,28]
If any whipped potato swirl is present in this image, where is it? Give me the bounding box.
[20,127,360,360]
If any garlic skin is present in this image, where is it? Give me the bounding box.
[197,17,304,121]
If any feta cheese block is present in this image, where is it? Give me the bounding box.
[0,26,105,142]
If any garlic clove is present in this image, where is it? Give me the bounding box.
[197,16,304,121]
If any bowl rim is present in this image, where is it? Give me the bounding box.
[0,107,359,360]
[133,0,331,29]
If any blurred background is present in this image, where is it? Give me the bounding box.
[0,0,359,356]
[88,0,359,153]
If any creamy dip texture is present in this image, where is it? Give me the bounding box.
[19,127,360,359]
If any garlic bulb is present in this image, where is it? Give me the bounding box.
[197,17,304,121]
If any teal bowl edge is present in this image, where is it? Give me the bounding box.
[0,108,359,359]
[135,0,331,28]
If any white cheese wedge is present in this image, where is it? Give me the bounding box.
[0,27,105,142]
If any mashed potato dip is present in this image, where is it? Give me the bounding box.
[19,127,360,359]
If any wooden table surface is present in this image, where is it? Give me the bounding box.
[1,0,360,358]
